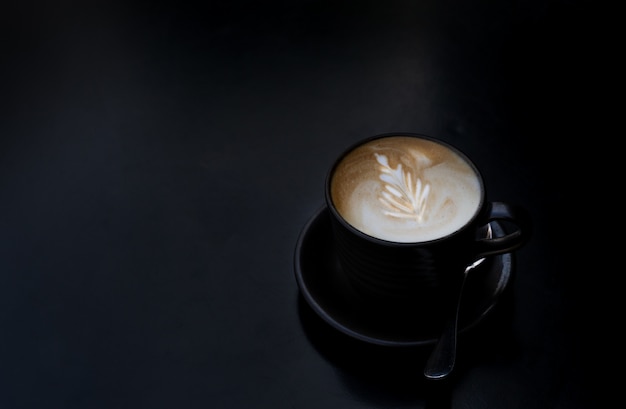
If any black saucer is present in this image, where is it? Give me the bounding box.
[294,206,514,347]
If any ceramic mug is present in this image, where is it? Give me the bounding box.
[325,133,531,325]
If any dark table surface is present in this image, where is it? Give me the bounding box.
[1,1,602,408]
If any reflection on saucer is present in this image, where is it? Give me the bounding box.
[294,206,514,347]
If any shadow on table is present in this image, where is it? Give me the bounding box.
[297,290,518,408]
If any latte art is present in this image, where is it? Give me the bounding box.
[375,153,431,223]
[330,136,482,243]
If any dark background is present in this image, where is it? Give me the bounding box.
[1,1,601,408]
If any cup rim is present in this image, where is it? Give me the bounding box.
[324,132,486,247]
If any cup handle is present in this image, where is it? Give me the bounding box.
[474,201,532,258]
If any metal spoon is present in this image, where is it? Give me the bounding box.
[423,224,492,380]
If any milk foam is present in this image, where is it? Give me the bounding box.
[330,136,482,243]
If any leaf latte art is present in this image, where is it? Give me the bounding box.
[330,136,482,243]
[375,153,431,223]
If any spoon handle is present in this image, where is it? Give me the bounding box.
[423,256,485,380]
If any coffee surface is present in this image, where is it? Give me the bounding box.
[330,136,482,242]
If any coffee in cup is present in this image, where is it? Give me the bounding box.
[330,135,482,243]
[325,133,531,325]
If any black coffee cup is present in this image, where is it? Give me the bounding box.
[325,133,531,326]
